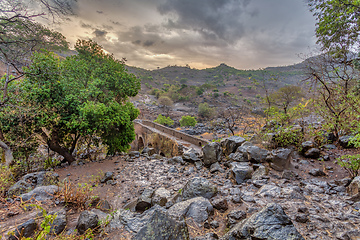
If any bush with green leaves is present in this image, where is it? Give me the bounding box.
[337,154,360,178]
[0,40,140,164]
[180,115,197,127]
[154,114,174,126]
[198,103,216,119]
[271,126,304,148]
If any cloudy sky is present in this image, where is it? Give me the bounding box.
[49,0,317,70]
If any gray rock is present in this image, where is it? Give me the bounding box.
[230,162,253,184]
[295,214,309,223]
[136,188,155,212]
[339,135,355,148]
[195,161,204,170]
[8,180,32,197]
[171,156,185,165]
[129,151,141,158]
[151,187,171,207]
[50,209,66,235]
[181,177,217,201]
[281,170,297,180]
[251,165,268,180]
[76,210,99,235]
[324,144,336,150]
[255,185,281,198]
[304,148,320,159]
[8,171,59,197]
[228,152,247,162]
[210,162,224,173]
[202,142,222,167]
[183,148,200,162]
[268,148,292,171]
[141,147,156,155]
[194,232,219,240]
[221,203,304,240]
[100,171,114,183]
[227,210,246,228]
[8,219,37,240]
[20,185,59,201]
[348,176,360,196]
[168,197,213,225]
[211,198,228,213]
[134,208,189,240]
[246,146,268,163]
[301,141,315,152]
[308,168,326,177]
[221,136,246,156]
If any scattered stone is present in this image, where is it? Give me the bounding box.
[210,162,224,173]
[168,197,213,225]
[220,136,246,156]
[309,169,326,177]
[246,145,268,163]
[295,214,309,223]
[129,151,141,158]
[281,170,297,180]
[211,198,228,213]
[100,171,114,183]
[195,161,204,170]
[347,176,360,196]
[230,162,253,184]
[181,177,217,201]
[304,148,321,159]
[8,219,37,240]
[20,185,59,202]
[136,188,155,212]
[202,142,222,167]
[183,148,200,162]
[228,152,247,162]
[194,232,219,240]
[339,135,355,148]
[133,207,189,240]
[226,210,246,228]
[76,210,99,235]
[251,165,268,180]
[268,148,292,171]
[151,187,171,207]
[50,209,67,235]
[222,203,305,240]
[301,141,315,152]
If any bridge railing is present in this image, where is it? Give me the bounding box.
[134,119,209,147]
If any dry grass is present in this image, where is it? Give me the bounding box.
[55,180,95,211]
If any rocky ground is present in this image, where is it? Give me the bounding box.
[1,137,360,239]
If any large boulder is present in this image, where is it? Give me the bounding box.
[20,185,59,201]
[252,165,269,180]
[8,219,37,240]
[202,142,222,167]
[183,148,200,163]
[136,188,155,212]
[8,171,59,197]
[221,203,304,240]
[246,146,268,163]
[230,162,253,184]
[168,197,213,225]
[151,187,171,207]
[304,148,320,159]
[181,177,217,201]
[339,135,355,148]
[268,148,292,171]
[133,208,189,240]
[76,210,99,235]
[221,136,246,156]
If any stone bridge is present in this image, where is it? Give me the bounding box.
[132,119,209,154]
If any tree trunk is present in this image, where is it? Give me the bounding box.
[41,130,76,164]
[0,140,13,166]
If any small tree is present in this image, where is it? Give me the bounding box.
[180,115,197,127]
[158,96,173,116]
[198,103,215,119]
[270,85,303,115]
[154,114,174,126]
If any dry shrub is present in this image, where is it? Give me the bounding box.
[148,133,179,157]
[0,165,14,197]
[55,180,95,210]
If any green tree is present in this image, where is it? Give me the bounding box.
[158,96,173,116]
[180,115,197,127]
[270,85,303,115]
[198,103,216,119]
[154,114,174,126]
[1,40,140,165]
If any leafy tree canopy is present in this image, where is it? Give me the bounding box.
[1,40,140,164]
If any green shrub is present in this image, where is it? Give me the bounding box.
[198,103,215,119]
[154,114,174,126]
[337,154,360,178]
[271,126,303,148]
[180,115,197,127]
